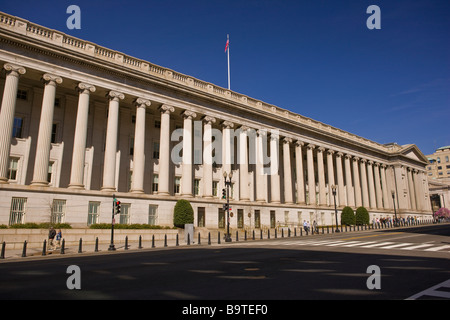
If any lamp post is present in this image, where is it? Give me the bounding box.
[391,190,398,227]
[331,185,340,232]
[223,171,233,242]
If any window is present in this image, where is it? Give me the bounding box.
[51,199,66,224]
[12,117,23,138]
[17,89,27,100]
[212,181,218,197]
[88,202,100,225]
[152,174,158,193]
[153,142,160,159]
[148,205,158,225]
[9,197,27,225]
[174,177,181,194]
[446,156,449,163]
[237,209,244,228]
[218,208,225,229]
[197,207,205,227]
[48,162,54,183]
[119,203,130,224]
[270,210,276,228]
[8,158,19,180]
[51,123,58,143]
[254,210,261,228]
[194,179,200,196]
[437,157,441,163]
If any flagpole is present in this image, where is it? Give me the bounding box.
[227,34,230,90]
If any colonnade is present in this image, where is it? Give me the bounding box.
[0,63,429,213]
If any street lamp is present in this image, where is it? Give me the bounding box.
[331,185,340,233]
[223,171,233,242]
[391,190,398,227]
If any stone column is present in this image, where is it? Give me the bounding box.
[317,147,326,205]
[31,74,63,186]
[255,130,267,202]
[344,154,355,207]
[270,133,280,203]
[282,137,293,204]
[373,163,383,209]
[158,104,174,195]
[352,157,362,207]
[0,63,26,183]
[367,160,377,209]
[130,98,151,193]
[380,164,390,209]
[335,152,346,206]
[202,116,216,198]
[69,83,96,189]
[181,110,196,197]
[360,159,369,208]
[327,150,335,206]
[294,140,305,204]
[239,126,250,201]
[306,144,316,205]
[413,169,424,211]
[222,121,234,176]
[101,90,124,191]
[407,168,417,210]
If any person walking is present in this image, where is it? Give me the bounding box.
[56,229,62,249]
[48,227,56,251]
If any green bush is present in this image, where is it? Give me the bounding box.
[341,206,355,225]
[9,223,72,229]
[173,199,194,228]
[355,206,370,225]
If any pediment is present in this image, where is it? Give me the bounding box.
[398,144,428,163]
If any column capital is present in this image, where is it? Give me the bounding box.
[4,63,26,77]
[221,120,234,129]
[344,153,352,159]
[107,90,125,101]
[240,125,250,132]
[159,104,175,114]
[182,110,197,120]
[295,140,304,147]
[257,129,267,137]
[352,156,360,162]
[306,143,315,150]
[202,115,216,125]
[283,137,292,144]
[77,82,96,94]
[134,97,151,109]
[367,160,374,166]
[326,149,335,155]
[42,73,63,86]
[317,146,325,152]
[360,158,367,163]
[336,151,344,157]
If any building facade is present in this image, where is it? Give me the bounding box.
[0,12,432,229]
[426,146,450,180]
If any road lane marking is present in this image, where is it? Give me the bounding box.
[425,244,450,252]
[401,243,436,250]
[379,243,414,249]
[360,242,394,248]
[406,279,450,300]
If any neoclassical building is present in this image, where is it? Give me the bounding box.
[0,12,432,229]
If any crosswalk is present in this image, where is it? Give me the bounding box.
[232,239,450,253]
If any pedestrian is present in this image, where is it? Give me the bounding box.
[303,220,308,233]
[56,229,62,248]
[48,226,56,251]
[313,220,318,234]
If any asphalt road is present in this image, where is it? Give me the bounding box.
[0,224,449,303]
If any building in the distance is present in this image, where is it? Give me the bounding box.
[426,146,450,211]
[0,12,432,229]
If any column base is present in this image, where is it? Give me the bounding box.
[0,178,9,184]
[101,186,116,192]
[68,184,85,190]
[130,189,144,194]
[181,193,194,198]
[30,180,49,187]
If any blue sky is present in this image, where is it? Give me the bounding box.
[2,0,449,155]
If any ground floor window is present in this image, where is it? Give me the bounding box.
[254,210,261,228]
[10,197,27,225]
[148,205,158,225]
[270,210,276,228]
[218,208,225,229]
[197,207,205,227]
[119,203,130,224]
[237,209,244,228]
[51,199,66,224]
[88,201,100,225]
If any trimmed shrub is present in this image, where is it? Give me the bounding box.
[341,206,355,225]
[173,199,194,228]
[89,223,173,229]
[356,207,370,225]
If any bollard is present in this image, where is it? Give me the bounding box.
[95,237,99,252]
[208,232,211,245]
[236,231,239,242]
[260,229,263,240]
[1,241,5,259]
[42,239,47,256]
[125,236,129,250]
[294,228,297,237]
[152,235,155,248]
[253,230,255,240]
[187,233,190,245]
[21,240,27,257]
[60,239,65,254]
[164,234,168,247]
[198,232,201,245]
[275,228,278,238]
[245,230,247,241]
[218,232,220,244]
[78,238,83,253]
[268,229,270,239]
[138,235,143,249]
[176,234,179,246]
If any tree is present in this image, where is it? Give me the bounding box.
[341,206,355,225]
[173,199,194,228]
[356,206,370,225]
